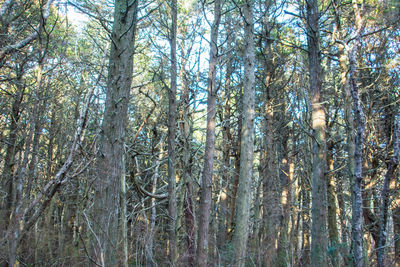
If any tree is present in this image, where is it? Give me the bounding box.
[196,0,221,265]
[377,115,399,266]
[305,0,328,265]
[91,0,138,265]
[167,0,178,264]
[347,2,366,265]
[232,0,255,265]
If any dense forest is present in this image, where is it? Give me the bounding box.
[0,0,399,266]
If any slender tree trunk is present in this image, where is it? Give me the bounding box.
[258,6,280,263]
[251,177,262,265]
[168,0,178,264]
[8,153,23,267]
[185,182,195,267]
[306,0,328,265]
[348,2,366,265]
[92,0,138,265]
[261,51,279,267]
[299,123,312,267]
[333,4,353,263]
[338,42,353,264]
[218,25,233,249]
[145,137,164,267]
[393,206,400,266]
[289,136,298,266]
[179,44,195,267]
[217,97,230,249]
[46,100,58,180]
[228,109,241,241]
[196,1,220,265]
[377,116,399,266]
[277,130,293,267]
[301,193,311,266]
[327,142,340,267]
[232,1,255,265]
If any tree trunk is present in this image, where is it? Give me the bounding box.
[217,22,233,249]
[299,133,312,266]
[251,177,262,265]
[8,152,23,267]
[261,40,279,267]
[145,137,164,267]
[168,0,178,264]
[348,2,366,265]
[228,108,242,241]
[196,0,220,265]
[217,98,230,250]
[232,1,255,265]
[393,206,400,266]
[377,116,399,266]
[327,142,340,267]
[185,182,195,267]
[306,0,328,265]
[92,0,138,265]
[179,41,195,267]
[277,130,293,267]
[339,42,353,265]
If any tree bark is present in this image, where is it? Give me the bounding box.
[178,40,195,267]
[228,108,242,241]
[306,0,328,265]
[333,3,353,262]
[92,0,138,265]
[327,141,340,267]
[340,42,353,264]
[168,0,178,264]
[393,206,400,266]
[232,1,255,266]
[196,0,220,265]
[260,14,280,266]
[300,172,311,266]
[185,182,195,267]
[348,2,366,265]
[377,116,399,266]
[277,130,292,267]
[217,86,230,250]
[217,18,233,249]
